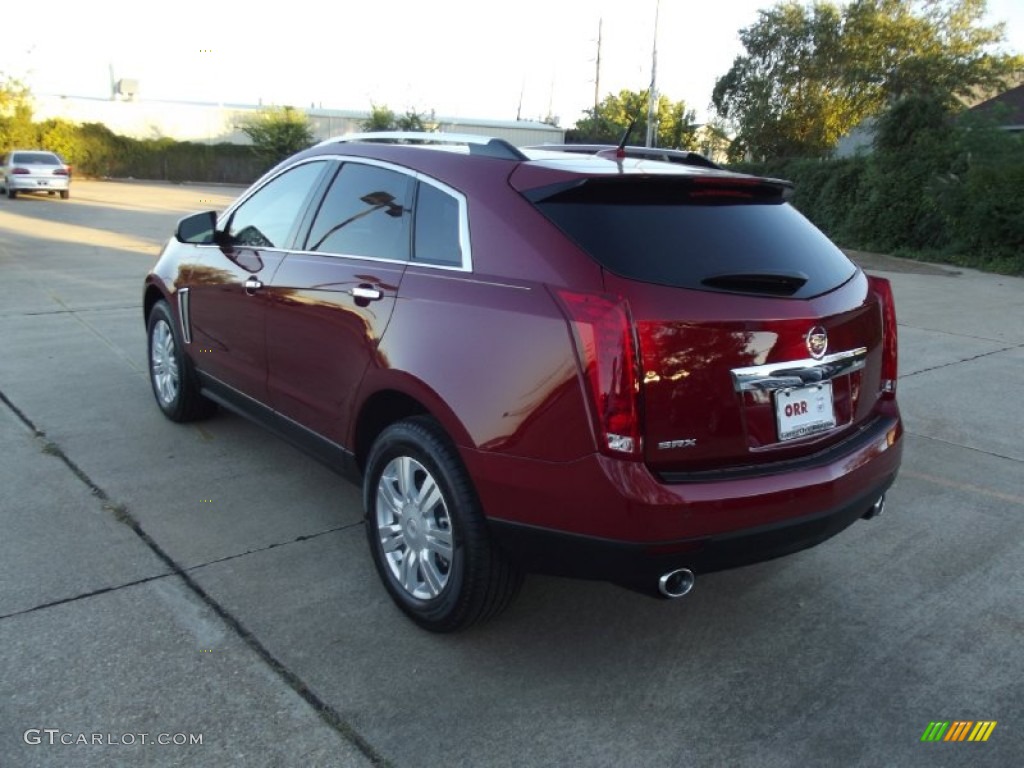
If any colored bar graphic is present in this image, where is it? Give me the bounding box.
[944,721,972,741]
[968,722,997,742]
[921,721,996,742]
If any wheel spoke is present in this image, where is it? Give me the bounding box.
[376,481,403,520]
[425,526,453,560]
[401,550,420,592]
[397,456,416,501]
[416,474,442,513]
[420,553,444,596]
[379,523,405,553]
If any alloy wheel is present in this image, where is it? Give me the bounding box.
[375,455,455,600]
[150,319,180,406]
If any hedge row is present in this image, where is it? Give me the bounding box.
[13,119,268,185]
[732,101,1024,275]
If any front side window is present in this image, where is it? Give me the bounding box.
[306,163,412,261]
[227,161,326,249]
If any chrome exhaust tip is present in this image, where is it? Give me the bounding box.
[863,494,886,520]
[658,568,695,598]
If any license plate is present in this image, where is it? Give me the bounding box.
[37,180,50,186]
[775,382,836,441]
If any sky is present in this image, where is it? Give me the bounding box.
[4,0,1024,127]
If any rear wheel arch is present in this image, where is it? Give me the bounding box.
[354,389,432,472]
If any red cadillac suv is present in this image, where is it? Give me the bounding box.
[143,133,902,631]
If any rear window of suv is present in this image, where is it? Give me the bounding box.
[527,177,856,299]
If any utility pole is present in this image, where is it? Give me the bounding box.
[645,0,660,147]
[594,18,602,116]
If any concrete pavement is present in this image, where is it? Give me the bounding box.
[1,180,1021,767]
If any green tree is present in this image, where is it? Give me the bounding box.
[0,72,36,150]
[395,108,436,132]
[360,104,436,133]
[712,0,1024,159]
[849,95,960,250]
[37,118,80,162]
[362,103,397,131]
[568,89,698,149]
[237,106,314,165]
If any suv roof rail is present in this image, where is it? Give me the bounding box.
[320,131,528,161]
[527,143,721,170]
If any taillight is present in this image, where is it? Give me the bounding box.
[53,168,69,176]
[12,167,30,175]
[556,289,642,458]
[868,275,898,398]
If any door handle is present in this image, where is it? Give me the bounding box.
[351,285,383,301]
[244,277,263,294]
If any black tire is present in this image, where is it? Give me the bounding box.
[146,300,216,422]
[7,187,16,199]
[363,417,522,632]
[59,190,69,200]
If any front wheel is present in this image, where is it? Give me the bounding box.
[363,417,522,632]
[146,300,215,422]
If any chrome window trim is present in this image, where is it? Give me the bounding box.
[731,347,868,393]
[178,287,192,344]
[222,155,473,273]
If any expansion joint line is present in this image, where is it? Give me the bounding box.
[900,342,1024,379]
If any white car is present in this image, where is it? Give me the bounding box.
[0,150,71,199]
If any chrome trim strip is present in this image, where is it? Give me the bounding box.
[178,288,192,344]
[405,272,532,290]
[731,347,868,393]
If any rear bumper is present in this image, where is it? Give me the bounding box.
[464,409,902,590]
[8,176,69,192]
[489,475,895,593]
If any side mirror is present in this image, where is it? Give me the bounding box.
[175,211,219,245]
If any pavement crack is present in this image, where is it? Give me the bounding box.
[900,342,1023,379]
[905,431,1023,465]
[0,573,173,621]
[184,522,364,574]
[897,322,1021,344]
[10,304,140,317]
[0,388,391,768]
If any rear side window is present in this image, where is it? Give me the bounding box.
[306,163,412,261]
[530,178,856,298]
[413,182,462,266]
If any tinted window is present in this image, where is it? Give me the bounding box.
[13,152,62,165]
[533,180,856,298]
[306,163,412,260]
[228,161,326,249]
[413,182,462,266]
